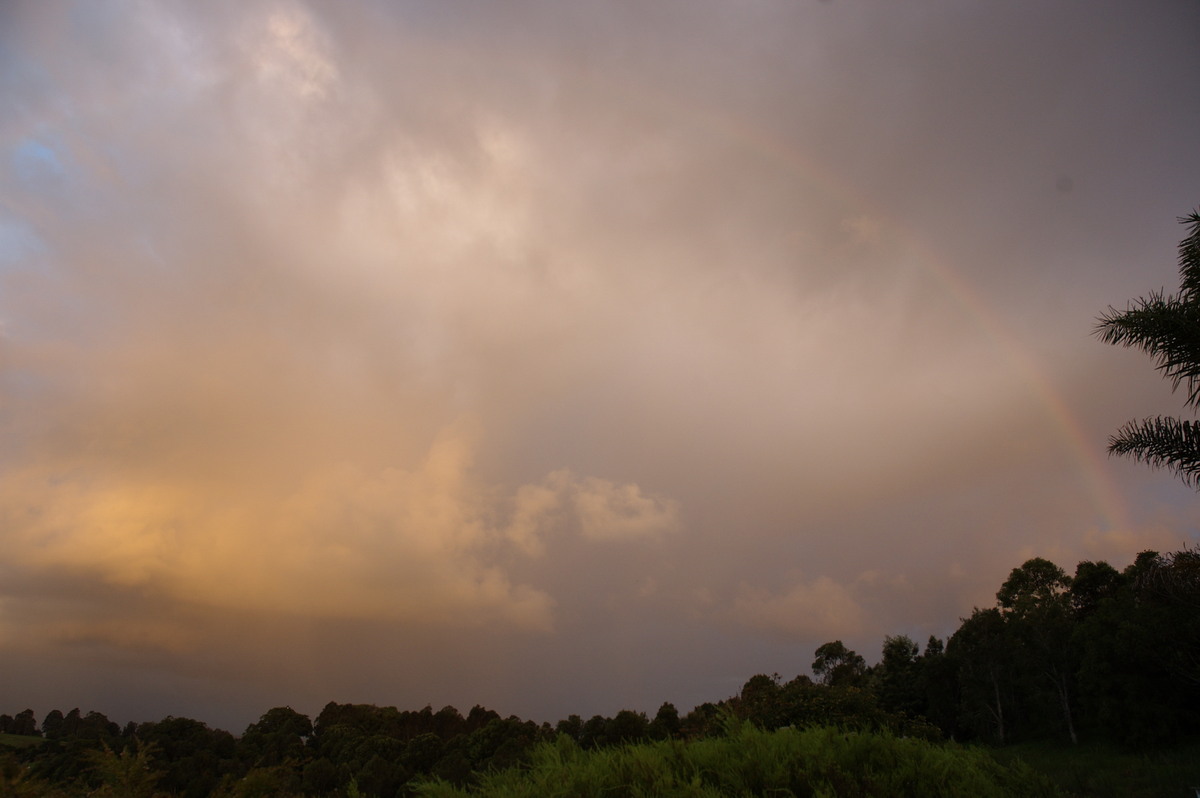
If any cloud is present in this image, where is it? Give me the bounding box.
[0,406,690,639]
[504,469,680,555]
[249,3,338,101]
[562,470,682,542]
[1,424,533,627]
[728,575,867,642]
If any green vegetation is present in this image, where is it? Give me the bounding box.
[0,547,1197,796]
[415,723,1060,798]
[991,738,1200,798]
[0,733,45,750]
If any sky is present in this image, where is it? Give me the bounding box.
[1,0,1199,734]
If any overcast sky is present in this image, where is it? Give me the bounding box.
[2,0,1199,733]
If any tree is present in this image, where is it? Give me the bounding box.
[917,636,960,738]
[996,559,1080,744]
[9,710,38,737]
[240,706,312,768]
[877,635,922,718]
[648,703,681,740]
[606,710,650,744]
[41,710,64,740]
[1096,209,1200,486]
[136,716,236,798]
[85,741,164,798]
[947,608,1010,743]
[1073,550,1200,744]
[736,674,782,727]
[554,714,582,742]
[1068,560,1124,617]
[1132,548,1200,687]
[811,641,866,687]
[996,557,1071,613]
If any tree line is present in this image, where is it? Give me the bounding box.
[1,547,1197,796]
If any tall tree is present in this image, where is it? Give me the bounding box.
[947,609,1010,743]
[811,641,866,687]
[996,559,1079,744]
[1096,210,1200,486]
[648,702,681,740]
[877,635,922,718]
[240,706,312,768]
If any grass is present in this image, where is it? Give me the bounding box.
[991,738,1200,798]
[0,733,45,750]
[415,723,1062,797]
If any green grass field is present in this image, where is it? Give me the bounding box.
[0,733,44,750]
[415,723,1062,797]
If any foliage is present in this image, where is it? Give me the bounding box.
[991,738,1200,798]
[239,706,311,769]
[1096,209,1200,486]
[412,723,1061,798]
[84,740,164,798]
[811,641,867,687]
[136,716,237,798]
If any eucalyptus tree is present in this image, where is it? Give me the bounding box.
[996,558,1079,744]
[811,640,867,687]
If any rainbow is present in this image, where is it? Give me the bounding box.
[701,109,1132,533]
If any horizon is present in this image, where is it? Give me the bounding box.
[0,542,1169,736]
[1,0,1199,735]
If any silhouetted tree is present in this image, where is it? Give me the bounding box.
[137,716,236,798]
[578,715,609,750]
[648,702,681,740]
[1073,550,1200,744]
[554,714,582,742]
[1068,560,1124,618]
[917,636,960,738]
[240,706,312,768]
[811,641,866,687]
[735,674,783,728]
[997,558,1079,744]
[465,705,500,733]
[41,710,65,740]
[9,710,38,737]
[877,635,922,718]
[680,702,722,739]
[948,608,1011,743]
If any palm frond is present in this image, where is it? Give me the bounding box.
[1109,416,1200,488]
[1095,292,1200,407]
[1098,209,1200,490]
[1176,210,1200,299]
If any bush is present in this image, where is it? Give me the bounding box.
[413,723,1062,797]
